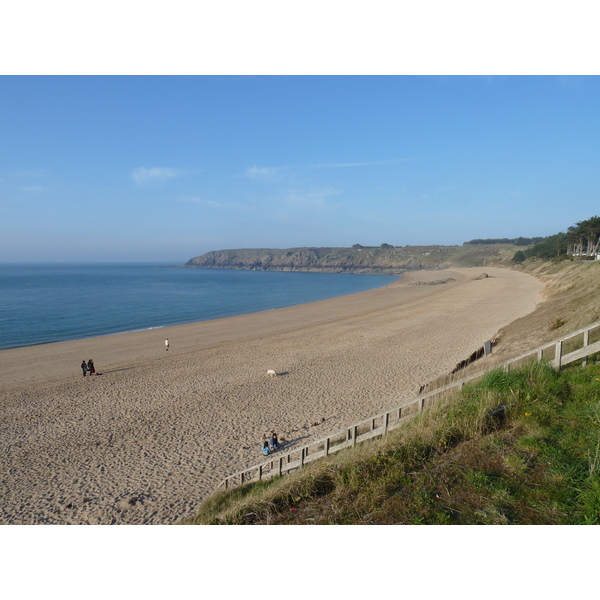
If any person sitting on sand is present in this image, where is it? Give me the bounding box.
[269,432,279,450]
[87,359,95,376]
[262,440,271,456]
[81,360,87,377]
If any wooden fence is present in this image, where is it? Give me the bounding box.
[216,319,600,492]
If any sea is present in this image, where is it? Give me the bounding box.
[0,263,397,350]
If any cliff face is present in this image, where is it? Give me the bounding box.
[184,244,518,274]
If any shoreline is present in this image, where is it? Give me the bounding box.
[0,268,398,352]
[1,274,404,391]
[0,267,545,524]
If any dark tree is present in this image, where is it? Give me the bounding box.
[513,250,526,264]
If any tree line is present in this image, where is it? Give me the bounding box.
[465,237,545,246]
[512,216,600,263]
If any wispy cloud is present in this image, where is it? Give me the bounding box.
[0,170,45,189]
[179,196,252,212]
[244,165,289,180]
[285,187,341,210]
[245,158,407,180]
[131,167,183,186]
[308,158,408,169]
[14,169,47,179]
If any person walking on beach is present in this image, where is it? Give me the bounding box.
[87,359,95,376]
[81,360,88,377]
[165,338,170,351]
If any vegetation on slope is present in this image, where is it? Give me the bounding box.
[185,249,600,525]
[184,216,600,525]
[185,243,518,273]
[186,360,600,525]
[512,215,600,262]
[185,215,600,273]
[465,236,545,246]
[489,257,600,366]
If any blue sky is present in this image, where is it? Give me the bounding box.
[1,75,599,263]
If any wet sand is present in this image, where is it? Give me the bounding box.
[0,267,544,524]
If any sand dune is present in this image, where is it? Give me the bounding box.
[0,267,544,524]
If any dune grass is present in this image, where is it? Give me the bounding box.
[185,258,600,525]
[185,359,600,524]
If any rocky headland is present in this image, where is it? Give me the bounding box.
[184,244,518,274]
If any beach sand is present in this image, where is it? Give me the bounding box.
[0,267,545,524]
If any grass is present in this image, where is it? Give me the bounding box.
[184,359,600,525]
[183,258,600,525]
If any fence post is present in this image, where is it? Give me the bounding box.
[555,340,563,369]
[214,320,600,497]
[583,329,590,367]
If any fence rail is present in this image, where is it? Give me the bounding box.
[216,319,600,492]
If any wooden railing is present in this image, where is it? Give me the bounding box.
[216,320,600,492]
[503,320,600,370]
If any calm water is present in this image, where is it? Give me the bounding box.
[0,264,397,350]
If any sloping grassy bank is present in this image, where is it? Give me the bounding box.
[492,259,600,361]
[184,258,600,525]
[421,258,600,392]
[185,360,600,524]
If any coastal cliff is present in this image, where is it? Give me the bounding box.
[184,244,518,274]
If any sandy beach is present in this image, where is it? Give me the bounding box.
[0,267,545,524]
